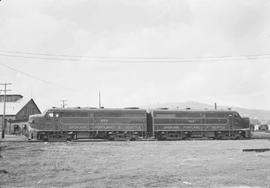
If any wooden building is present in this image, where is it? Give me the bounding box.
[0,94,41,134]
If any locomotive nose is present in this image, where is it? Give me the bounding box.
[29,114,43,123]
[29,114,43,118]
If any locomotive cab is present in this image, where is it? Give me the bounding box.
[28,110,71,141]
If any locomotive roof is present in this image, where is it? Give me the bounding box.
[45,107,238,113]
[45,107,146,113]
[152,109,238,113]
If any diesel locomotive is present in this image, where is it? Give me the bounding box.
[150,109,251,140]
[27,107,251,141]
[28,107,147,141]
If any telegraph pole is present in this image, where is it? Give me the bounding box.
[60,99,67,108]
[0,83,12,139]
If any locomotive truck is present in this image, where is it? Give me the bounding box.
[27,107,251,141]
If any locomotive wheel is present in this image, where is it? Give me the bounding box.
[108,137,114,141]
[239,134,244,140]
[233,135,240,140]
[216,135,223,140]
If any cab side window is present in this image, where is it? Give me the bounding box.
[47,112,54,118]
[234,113,241,124]
[46,112,60,118]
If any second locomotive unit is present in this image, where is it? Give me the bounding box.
[150,109,250,140]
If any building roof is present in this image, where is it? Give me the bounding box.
[0,94,23,102]
[0,96,33,116]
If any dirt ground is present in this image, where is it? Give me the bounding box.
[1,139,270,188]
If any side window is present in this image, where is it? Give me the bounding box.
[234,113,241,124]
[47,112,54,118]
[234,113,240,119]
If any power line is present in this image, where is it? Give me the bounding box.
[0,63,76,91]
[1,50,270,63]
[0,53,81,62]
[0,52,269,63]
[1,49,270,59]
[0,63,55,84]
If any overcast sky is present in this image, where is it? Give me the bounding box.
[1,0,270,111]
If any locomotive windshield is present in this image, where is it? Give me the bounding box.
[233,113,242,120]
[47,112,54,118]
[42,109,60,118]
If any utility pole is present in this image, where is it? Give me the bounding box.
[0,83,12,139]
[60,99,67,108]
[99,91,101,108]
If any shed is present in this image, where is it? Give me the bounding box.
[0,95,41,134]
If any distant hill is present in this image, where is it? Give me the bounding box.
[143,101,270,123]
